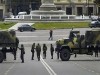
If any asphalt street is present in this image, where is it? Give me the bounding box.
[0,28,100,75]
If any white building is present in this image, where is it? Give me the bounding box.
[54,0,99,15]
[0,0,6,19]
[0,0,99,19]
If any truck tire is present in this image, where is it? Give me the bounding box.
[0,51,4,63]
[60,49,70,61]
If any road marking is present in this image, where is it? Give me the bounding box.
[4,64,15,75]
[4,52,20,75]
[40,56,57,75]
[17,35,67,38]
[41,59,52,75]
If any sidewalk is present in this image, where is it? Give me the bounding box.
[8,23,34,30]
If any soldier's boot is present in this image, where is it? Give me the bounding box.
[31,57,34,60]
[38,56,40,61]
[51,56,53,59]
[57,53,59,59]
[4,59,6,61]
[95,54,96,57]
[74,53,77,58]
[97,54,98,57]
[22,59,24,63]
[14,56,16,60]
[38,58,40,61]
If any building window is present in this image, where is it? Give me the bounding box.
[57,7,61,10]
[98,7,100,15]
[1,0,4,3]
[66,7,72,15]
[77,7,83,15]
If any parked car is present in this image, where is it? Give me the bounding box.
[18,24,36,32]
[89,19,100,28]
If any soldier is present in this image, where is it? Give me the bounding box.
[48,29,53,40]
[50,44,54,59]
[16,37,19,50]
[94,41,99,57]
[88,44,94,56]
[31,43,35,60]
[2,47,7,61]
[13,37,19,60]
[56,41,61,59]
[36,43,41,61]
[13,48,17,60]
[95,45,99,57]
[43,44,47,59]
[19,44,25,63]
[10,47,16,60]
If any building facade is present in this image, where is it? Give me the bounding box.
[0,0,5,19]
[0,0,99,19]
[54,0,99,16]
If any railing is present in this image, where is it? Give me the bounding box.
[18,15,76,20]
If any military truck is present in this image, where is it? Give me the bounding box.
[56,28,100,61]
[0,30,19,63]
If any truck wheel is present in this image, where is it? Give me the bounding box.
[0,51,4,63]
[20,29,23,32]
[60,49,70,61]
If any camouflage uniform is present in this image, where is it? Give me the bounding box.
[56,41,61,59]
[36,43,41,61]
[48,30,53,40]
[43,44,47,59]
[50,44,54,59]
[2,47,7,61]
[31,43,35,60]
[94,41,100,57]
[19,44,25,63]
[13,37,19,60]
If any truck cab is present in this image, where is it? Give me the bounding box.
[56,29,100,61]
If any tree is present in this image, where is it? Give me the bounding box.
[94,0,100,5]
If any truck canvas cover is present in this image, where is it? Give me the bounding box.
[0,30,16,47]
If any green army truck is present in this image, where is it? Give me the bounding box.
[0,30,19,63]
[56,28,100,61]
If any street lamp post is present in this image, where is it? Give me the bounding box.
[86,0,89,16]
[87,0,89,15]
[10,0,12,12]
[9,0,13,17]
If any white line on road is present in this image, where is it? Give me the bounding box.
[41,59,53,75]
[4,64,15,75]
[40,56,57,75]
[4,52,20,75]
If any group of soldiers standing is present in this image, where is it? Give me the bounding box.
[31,43,55,61]
[17,43,56,63]
[88,41,100,57]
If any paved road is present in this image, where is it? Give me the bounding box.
[0,28,100,75]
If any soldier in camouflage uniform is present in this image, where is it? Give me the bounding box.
[94,41,99,57]
[50,44,54,59]
[36,43,41,61]
[19,44,25,63]
[43,44,47,59]
[31,43,35,60]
